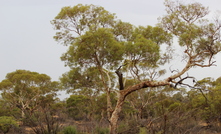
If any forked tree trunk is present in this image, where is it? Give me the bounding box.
[109,61,192,133]
[109,80,171,134]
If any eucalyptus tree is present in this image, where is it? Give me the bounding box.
[0,70,59,119]
[52,4,128,120]
[52,1,221,133]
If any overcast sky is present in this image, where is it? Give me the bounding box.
[0,0,221,85]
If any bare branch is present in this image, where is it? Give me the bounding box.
[174,76,196,88]
[115,64,126,90]
[193,61,216,67]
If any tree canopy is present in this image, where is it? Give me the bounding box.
[0,70,59,118]
[51,4,173,92]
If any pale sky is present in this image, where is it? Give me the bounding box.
[0,0,221,86]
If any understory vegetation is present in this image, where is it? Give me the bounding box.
[1,76,221,133]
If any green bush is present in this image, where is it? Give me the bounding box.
[139,127,147,134]
[0,116,18,134]
[62,126,78,134]
[94,127,109,134]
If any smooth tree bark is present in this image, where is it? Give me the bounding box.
[109,80,169,133]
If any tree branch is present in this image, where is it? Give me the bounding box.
[115,66,124,90]
[174,76,195,88]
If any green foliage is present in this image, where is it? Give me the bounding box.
[113,20,133,40]
[0,100,11,117]
[160,1,221,63]
[96,93,117,109]
[66,95,90,120]
[60,67,110,94]
[62,126,78,134]
[133,25,172,45]
[0,70,58,95]
[0,70,62,134]
[66,93,117,121]
[0,116,18,134]
[24,101,65,134]
[52,4,116,45]
[168,102,181,112]
[0,70,59,117]
[172,92,184,102]
[62,28,124,69]
[125,34,160,68]
[139,127,147,134]
[52,4,172,94]
[93,127,109,134]
[117,120,140,134]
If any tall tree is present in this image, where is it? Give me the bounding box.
[52,1,221,133]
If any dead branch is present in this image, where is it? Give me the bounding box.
[174,76,196,88]
[115,65,126,90]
